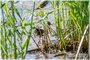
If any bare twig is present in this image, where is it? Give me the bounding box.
[31,36,40,49]
[75,25,89,60]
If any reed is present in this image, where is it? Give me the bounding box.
[0,0,89,59]
[1,1,36,59]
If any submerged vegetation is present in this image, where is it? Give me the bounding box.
[0,0,89,59]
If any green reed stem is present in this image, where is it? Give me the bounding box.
[1,3,7,59]
[11,1,17,58]
[24,1,35,57]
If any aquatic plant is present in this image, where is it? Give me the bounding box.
[0,0,89,59]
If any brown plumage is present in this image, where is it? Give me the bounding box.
[34,28,44,37]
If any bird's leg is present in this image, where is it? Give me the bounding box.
[38,37,43,47]
[38,37,48,58]
[38,37,45,52]
[38,37,41,46]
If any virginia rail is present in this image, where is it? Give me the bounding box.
[34,27,46,52]
[34,28,44,37]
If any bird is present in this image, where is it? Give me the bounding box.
[36,0,49,10]
[34,28,44,37]
[34,27,46,53]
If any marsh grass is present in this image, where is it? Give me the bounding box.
[0,0,89,59]
[1,1,36,59]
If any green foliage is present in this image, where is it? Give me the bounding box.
[0,0,89,59]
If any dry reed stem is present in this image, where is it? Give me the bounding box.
[75,25,89,60]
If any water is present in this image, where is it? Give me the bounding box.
[13,0,56,50]
[1,1,88,59]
